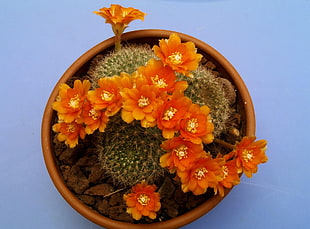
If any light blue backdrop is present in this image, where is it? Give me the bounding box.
[0,0,309,228]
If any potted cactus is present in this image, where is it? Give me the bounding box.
[41,4,268,229]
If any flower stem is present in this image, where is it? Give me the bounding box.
[214,138,235,150]
[114,35,121,52]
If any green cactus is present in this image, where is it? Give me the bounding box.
[94,114,166,187]
[182,66,235,136]
[88,43,156,86]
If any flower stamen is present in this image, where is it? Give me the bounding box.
[68,95,80,109]
[89,108,99,120]
[174,145,188,160]
[138,96,150,108]
[101,90,114,101]
[186,118,199,133]
[242,149,254,162]
[168,51,183,65]
[194,167,208,180]
[151,75,168,88]
[163,107,177,120]
[66,124,76,133]
[137,193,150,206]
[222,165,229,179]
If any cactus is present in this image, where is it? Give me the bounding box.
[182,66,236,136]
[85,44,236,186]
[88,43,156,86]
[94,114,166,187]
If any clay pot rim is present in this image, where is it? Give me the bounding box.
[41,29,255,229]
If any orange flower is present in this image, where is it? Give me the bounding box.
[80,100,109,134]
[120,76,162,127]
[87,76,126,116]
[152,33,202,77]
[52,121,86,148]
[234,136,268,178]
[160,137,206,172]
[177,155,224,195]
[94,4,146,31]
[94,4,146,50]
[156,92,192,139]
[213,153,240,197]
[123,181,161,220]
[179,104,214,144]
[52,80,91,123]
[137,58,187,93]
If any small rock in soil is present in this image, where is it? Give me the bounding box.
[173,187,188,205]
[76,154,98,167]
[158,177,176,199]
[84,183,114,196]
[109,192,124,206]
[88,163,105,184]
[161,198,179,218]
[186,194,206,210]
[78,194,96,206]
[59,148,76,165]
[96,198,109,215]
[60,165,71,181]
[67,165,89,194]
[108,206,134,223]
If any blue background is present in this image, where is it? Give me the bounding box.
[1,0,309,228]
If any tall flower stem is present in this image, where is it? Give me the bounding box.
[214,138,235,150]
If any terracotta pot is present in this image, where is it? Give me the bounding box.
[41,29,255,229]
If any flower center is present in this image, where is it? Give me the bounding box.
[162,107,178,120]
[242,149,254,162]
[222,166,229,179]
[194,167,208,180]
[174,145,188,160]
[68,95,80,109]
[168,51,183,65]
[187,118,199,133]
[138,96,150,108]
[101,90,114,101]
[66,124,76,133]
[151,75,168,88]
[137,193,150,206]
[89,108,99,120]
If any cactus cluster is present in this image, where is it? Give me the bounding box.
[86,44,236,187]
[182,66,236,136]
[94,114,165,187]
[88,43,155,86]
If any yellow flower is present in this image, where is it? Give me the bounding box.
[52,121,86,148]
[152,33,202,77]
[123,181,161,220]
[52,80,90,123]
[234,136,268,178]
